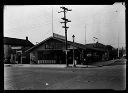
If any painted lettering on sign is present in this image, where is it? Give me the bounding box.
[11,46,22,49]
[45,44,54,49]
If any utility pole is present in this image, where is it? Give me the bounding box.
[52,7,54,36]
[118,30,119,58]
[114,9,120,58]
[85,24,86,45]
[58,6,72,67]
[72,35,76,67]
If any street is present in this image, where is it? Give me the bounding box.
[4,59,126,90]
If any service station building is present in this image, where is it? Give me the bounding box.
[25,33,108,65]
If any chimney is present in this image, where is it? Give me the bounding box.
[26,36,28,41]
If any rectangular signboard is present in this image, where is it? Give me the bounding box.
[11,46,22,49]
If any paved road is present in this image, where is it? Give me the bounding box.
[4,59,126,90]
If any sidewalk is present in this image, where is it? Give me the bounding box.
[4,64,97,68]
[3,64,107,68]
[4,59,125,68]
[4,64,66,68]
[89,59,116,66]
[88,58,126,66]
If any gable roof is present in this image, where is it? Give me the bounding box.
[4,37,34,47]
[25,35,106,53]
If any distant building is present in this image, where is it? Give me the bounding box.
[4,37,34,64]
[25,33,108,64]
[105,45,117,60]
[85,42,109,62]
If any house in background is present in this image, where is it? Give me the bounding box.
[25,33,108,65]
[4,37,34,64]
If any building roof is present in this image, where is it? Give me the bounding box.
[85,42,106,50]
[25,33,106,53]
[4,37,34,47]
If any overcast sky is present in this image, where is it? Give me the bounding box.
[4,3,125,48]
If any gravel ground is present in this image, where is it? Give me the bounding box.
[4,59,126,90]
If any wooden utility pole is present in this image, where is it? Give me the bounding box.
[52,7,54,36]
[85,24,86,45]
[118,30,119,58]
[58,6,72,67]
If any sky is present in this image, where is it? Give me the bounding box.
[4,3,125,48]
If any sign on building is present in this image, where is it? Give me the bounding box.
[11,46,22,49]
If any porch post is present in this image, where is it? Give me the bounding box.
[21,52,22,64]
[30,53,31,64]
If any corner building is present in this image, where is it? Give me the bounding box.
[26,33,108,64]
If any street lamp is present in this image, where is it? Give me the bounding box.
[72,35,76,67]
[93,37,98,43]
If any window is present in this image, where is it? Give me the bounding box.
[45,44,54,49]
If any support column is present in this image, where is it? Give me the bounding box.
[21,52,22,64]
